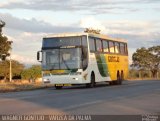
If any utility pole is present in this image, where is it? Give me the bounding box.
[9,50,12,82]
[8,41,13,82]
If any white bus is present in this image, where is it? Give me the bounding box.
[37,32,128,89]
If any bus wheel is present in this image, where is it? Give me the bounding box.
[55,85,63,89]
[87,72,95,88]
[109,81,114,85]
[116,71,122,85]
[121,70,124,81]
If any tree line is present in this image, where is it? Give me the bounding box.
[0,61,41,82]
[0,20,41,82]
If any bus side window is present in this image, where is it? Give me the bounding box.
[120,43,125,54]
[89,37,96,52]
[109,41,115,53]
[96,39,102,52]
[82,35,87,46]
[103,40,109,53]
[124,43,128,55]
[115,42,120,54]
[81,36,88,70]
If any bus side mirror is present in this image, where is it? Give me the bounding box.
[37,51,42,62]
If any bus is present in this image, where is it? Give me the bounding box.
[37,32,128,89]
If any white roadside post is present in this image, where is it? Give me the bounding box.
[8,41,13,82]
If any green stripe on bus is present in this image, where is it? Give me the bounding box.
[96,54,109,77]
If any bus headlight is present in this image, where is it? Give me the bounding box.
[72,77,79,80]
[43,78,50,83]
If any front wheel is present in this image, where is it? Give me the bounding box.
[86,73,95,88]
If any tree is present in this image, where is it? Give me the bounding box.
[21,65,41,82]
[0,60,24,81]
[0,20,11,60]
[132,46,160,78]
[0,20,5,34]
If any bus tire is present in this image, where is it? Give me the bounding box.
[121,70,124,81]
[87,72,95,88]
[109,81,114,85]
[55,85,63,89]
[116,71,122,85]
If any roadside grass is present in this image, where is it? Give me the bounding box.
[127,77,160,81]
[0,81,54,93]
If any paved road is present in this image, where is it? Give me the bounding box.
[0,80,160,115]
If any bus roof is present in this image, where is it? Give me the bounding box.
[44,32,127,43]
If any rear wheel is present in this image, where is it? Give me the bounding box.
[109,71,123,85]
[116,71,122,85]
[121,70,124,81]
[109,81,114,85]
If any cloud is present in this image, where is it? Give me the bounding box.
[4,30,42,65]
[0,13,83,33]
[0,0,23,7]
[1,0,160,14]
[103,20,160,48]
[80,16,106,31]
[3,24,41,66]
[12,54,39,65]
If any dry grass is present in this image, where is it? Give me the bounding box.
[127,78,160,81]
[0,81,54,93]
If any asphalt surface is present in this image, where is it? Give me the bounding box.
[0,80,160,115]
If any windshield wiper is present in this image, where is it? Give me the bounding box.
[61,56,70,70]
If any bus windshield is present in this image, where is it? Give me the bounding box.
[42,48,82,70]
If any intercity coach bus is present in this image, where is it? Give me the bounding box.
[37,32,128,89]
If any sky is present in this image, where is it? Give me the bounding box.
[0,0,160,66]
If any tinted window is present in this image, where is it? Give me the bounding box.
[89,37,96,51]
[42,48,82,70]
[43,36,81,48]
[96,39,102,52]
[82,35,87,47]
[124,44,128,54]
[115,42,120,54]
[109,41,115,53]
[103,40,109,53]
[120,43,125,54]
[81,36,88,70]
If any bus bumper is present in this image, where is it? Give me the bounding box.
[42,75,87,84]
